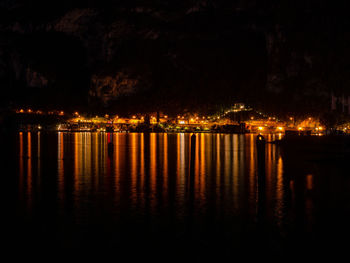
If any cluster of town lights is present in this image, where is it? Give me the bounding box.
[16,108,65,115]
[15,107,337,134]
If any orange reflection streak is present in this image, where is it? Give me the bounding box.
[239,135,245,204]
[150,133,157,211]
[58,132,64,203]
[93,133,100,190]
[233,134,239,210]
[177,133,180,177]
[305,174,314,231]
[82,133,86,178]
[19,132,23,196]
[176,133,186,207]
[81,133,85,178]
[216,134,221,203]
[139,133,145,208]
[74,133,79,194]
[27,132,32,209]
[82,133,87,185]
[205,135,212,194]
[194,134,200,195]
[114,133,121,197]
[103,133,108,175]
[199,134,206,199]
[37,132,41,187]
[248,134,255,214]
[176,133,181,206]
[163,133,168,202]
[306,174,313,190]
[130,133,137,207]
[105,133,108,171]
[224,135,230,196]
[275,156,284,226]
[265,135,273,208]
[106,133,111,187]
[100,133,107,177]
[84,133,92,191]
[179,133,186,205]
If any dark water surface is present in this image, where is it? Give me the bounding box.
[3,132,350,259]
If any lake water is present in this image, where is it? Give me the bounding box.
[3,132,350,259]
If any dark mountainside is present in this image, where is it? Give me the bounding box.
[0,0,349,116]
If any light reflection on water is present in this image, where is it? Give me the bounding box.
[17,133,290,222]
[15,131,345,255]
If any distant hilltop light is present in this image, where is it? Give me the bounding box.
[233,103,245,109]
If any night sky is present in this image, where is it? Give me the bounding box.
[1,0,350,115]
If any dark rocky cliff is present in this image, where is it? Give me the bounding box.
[0,0,349,115]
